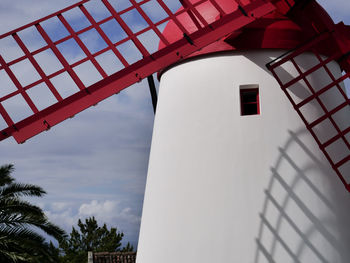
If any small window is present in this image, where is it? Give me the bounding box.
[240,86,259,116]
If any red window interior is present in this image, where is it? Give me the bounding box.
[240,88,260,116]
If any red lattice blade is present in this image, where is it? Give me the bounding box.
[0,0,275,143]
[267,31,350,192]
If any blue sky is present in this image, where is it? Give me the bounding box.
[0,0,348,248]
[0,0,156,247]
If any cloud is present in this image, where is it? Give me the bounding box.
[79,200,116,216]
[42,199,141,246]
[44,208,77,232]
[79,200,140,224]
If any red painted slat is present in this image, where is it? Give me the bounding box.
[101,0,150,57]
[208,0,226,17]
[0,16,119,71]
[180,0,207,30]
[280,54,338,92]
[58,14,107,79]
[0,0,90,39]
[0,103,14,127]
[79,5,129,68]
[313,51,349,101]
[156,0,190,36]
[12,33,63,102]
[0,54,38,113]
[290,58,350,155]
[129,0,170,46]
[323,125,350,149]
[295,72,349,110]
[36,24,86,91]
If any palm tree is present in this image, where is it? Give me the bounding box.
[0,164,66,262]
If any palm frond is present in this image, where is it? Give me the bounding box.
[0,214,66,241]
[0,183,45,199]
[0,198,44,218]
[0,164,67,262]
[0,165,15,186]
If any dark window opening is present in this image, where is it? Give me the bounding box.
[240,88,259,116]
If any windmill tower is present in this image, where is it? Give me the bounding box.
[136,1,350,262]
[0,0,350,262]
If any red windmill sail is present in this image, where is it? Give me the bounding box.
[266,1,350,191]
[0,0,275,144]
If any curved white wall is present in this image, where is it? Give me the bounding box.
[137,50,350,263]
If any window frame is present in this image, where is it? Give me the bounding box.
[240,87,260,116]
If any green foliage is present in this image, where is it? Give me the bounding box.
[0,164,134,263]
[59,216,134,263]
[0,164,66,262]
[121,242,134,252]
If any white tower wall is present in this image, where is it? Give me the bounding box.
[137,50,350,263]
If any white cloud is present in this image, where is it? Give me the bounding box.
[41,199,141,245]
[79,200,117,217]
[51,202,70,212]
[44,208,77,232]
[79,200,140,225]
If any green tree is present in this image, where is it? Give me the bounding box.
[0,164,66,262]
[59,216,134,263]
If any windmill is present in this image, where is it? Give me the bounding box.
[1,0,350,262]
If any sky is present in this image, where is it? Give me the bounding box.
[0,0,348,249]
[0,0,159,247]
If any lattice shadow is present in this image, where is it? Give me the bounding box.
[254,129,350,263]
